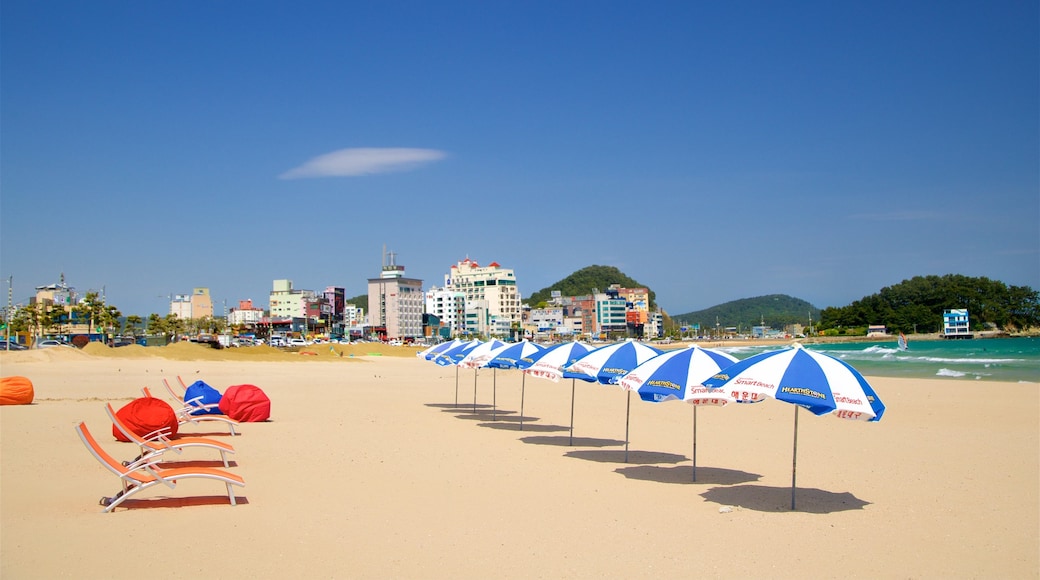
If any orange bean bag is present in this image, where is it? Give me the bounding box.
[219,384,271,422]
[0,376,34,405]
[111,397,179,442]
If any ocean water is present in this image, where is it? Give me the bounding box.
[716,337,1040,384]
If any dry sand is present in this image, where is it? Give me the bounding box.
[1,344,1037,579]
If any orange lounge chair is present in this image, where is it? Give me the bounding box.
[150,382,240,436]
[75,422,244,513]
[106,403,235,468]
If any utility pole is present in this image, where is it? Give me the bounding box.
[6,276,11,345]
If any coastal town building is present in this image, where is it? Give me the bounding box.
[444,258,521,338]
[269,280,314,319]
[424,287,466,338]
[170,287,213,320]
[367,251,423,341]
[228,299,264,325]
[943,308,972,339]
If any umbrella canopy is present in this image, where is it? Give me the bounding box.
[520,341,594,382]
[701,343,886,509]
[619,346,738,404]
[486,340,545,370]
[567,339,664,385]
[457,340,508,369]
[702,343,885,420]
[433,339,482,367]
[618,346,738,479]
[420,338,463,361]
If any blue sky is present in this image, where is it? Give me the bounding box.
[2,1,1037,317]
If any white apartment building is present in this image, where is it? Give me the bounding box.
[343,304,365,327]
[269,279,314,319]
[425,287,466,337]
[228,299,264,325]
[445,257,521,327]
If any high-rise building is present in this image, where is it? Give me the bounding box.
[444,258,520,336]
[368,251,423,341]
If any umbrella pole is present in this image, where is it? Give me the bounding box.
[492,368,497,421]
[624,390,631,463]
[473,368,478,414]
[519,372,526,431]
[791,405,799,510]
[692,405,698,482]
[454,366,459,407]
[569,378,576,446]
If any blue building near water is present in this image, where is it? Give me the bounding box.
[942,309,972,339]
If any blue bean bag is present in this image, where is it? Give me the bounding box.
[183,380,224,415]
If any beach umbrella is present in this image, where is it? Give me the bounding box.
[702,343,886,509]
[566,340,664,461]
[457,339,508,414]
[434,339,483,407]
[421,338,463,361]
[484,340,545,421]
[520,341,594,442]
[618,346,738,480]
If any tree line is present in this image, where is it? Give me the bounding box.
[818,275,1039,333]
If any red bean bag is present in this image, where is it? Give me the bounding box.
[111,397,179,442]
[0,376,34,405]
[219,384,271,422]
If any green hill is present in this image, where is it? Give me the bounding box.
[818,274,1039,333]
[346,294,368,312]
[526,265,656,308]
[670,295,820,332]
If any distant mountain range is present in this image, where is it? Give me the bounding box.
[669,294,820,331]
[525,266,818,329]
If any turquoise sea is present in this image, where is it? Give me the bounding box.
[716,337,1040,384]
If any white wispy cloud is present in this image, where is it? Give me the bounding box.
[279,147,448,179]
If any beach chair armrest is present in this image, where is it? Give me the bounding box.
[141,426,174,444]
[121,452,164,473]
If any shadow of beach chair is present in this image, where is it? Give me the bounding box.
[75,422,245,513]
[106,403,235,467]
[148,381,240,436]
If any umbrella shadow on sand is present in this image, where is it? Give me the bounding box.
[564,449,687,465]
[520,435,625,448]
[477,420,567,432]
[700,485,871,513]
[615,464,761,486]
[451,409,518,421]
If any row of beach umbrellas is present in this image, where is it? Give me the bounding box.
[418,337,886,510]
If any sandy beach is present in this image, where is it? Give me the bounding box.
[1,343,1037,579]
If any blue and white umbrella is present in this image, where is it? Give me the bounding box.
[421,338,463,361]
[457,339,508,414]
[433,339,483,407]
[566,339,664,461]
[485,341,546,423]
[618,346,738,480]
[519,341,594,442]
[702,343,886,509]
